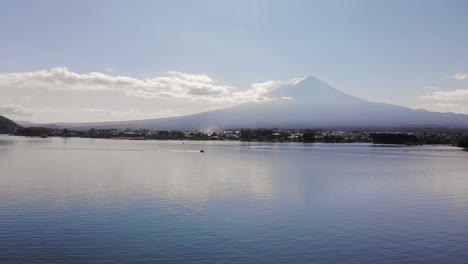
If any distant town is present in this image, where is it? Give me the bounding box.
[13,126,468,149]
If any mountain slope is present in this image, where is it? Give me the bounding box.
[35,76,468,130]
[0,115,22,134]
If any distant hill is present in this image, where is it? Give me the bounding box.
[0,115,22,134]
[28,76,468,130]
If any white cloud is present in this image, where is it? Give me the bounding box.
[418,87,468,113]
[0,67,281,104]
[452,73,467,80]
[0,104,33,116]
[27,107,180,123]
[166,71,214,83]
[231,80,283,103]
[419,103,468,113]
[422,86,440,91]
[78,108,177,120]
[421,89,468,101]
[0,67,290,122]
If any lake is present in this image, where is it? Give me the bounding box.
[1,135,467,263]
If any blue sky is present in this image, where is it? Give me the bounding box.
[1,0,468,122]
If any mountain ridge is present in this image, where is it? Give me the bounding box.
[15,76,468,130]
[0,115,22,134]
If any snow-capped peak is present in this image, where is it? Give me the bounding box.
[287,76,309,86]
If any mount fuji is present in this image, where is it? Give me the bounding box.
[28,76,468,130]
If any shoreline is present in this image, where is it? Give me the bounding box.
[2,134,463,148]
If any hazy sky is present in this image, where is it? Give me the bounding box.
[1,0,468,123]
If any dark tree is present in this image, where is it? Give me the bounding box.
[370,133,420,145]
[16,127,52,137]
[302,130,316,143]
[457,136,468,149]
[240,129,254,141]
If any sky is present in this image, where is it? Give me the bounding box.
[1,0,468,123]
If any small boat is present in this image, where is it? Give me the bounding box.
[200,150,204,153]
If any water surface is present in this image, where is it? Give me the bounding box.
[1,136,467,263]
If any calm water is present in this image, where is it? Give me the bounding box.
[1,135,468,263]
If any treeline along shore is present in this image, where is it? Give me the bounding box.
[13,126,468,149]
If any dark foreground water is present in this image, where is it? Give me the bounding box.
[0,135,467,263]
